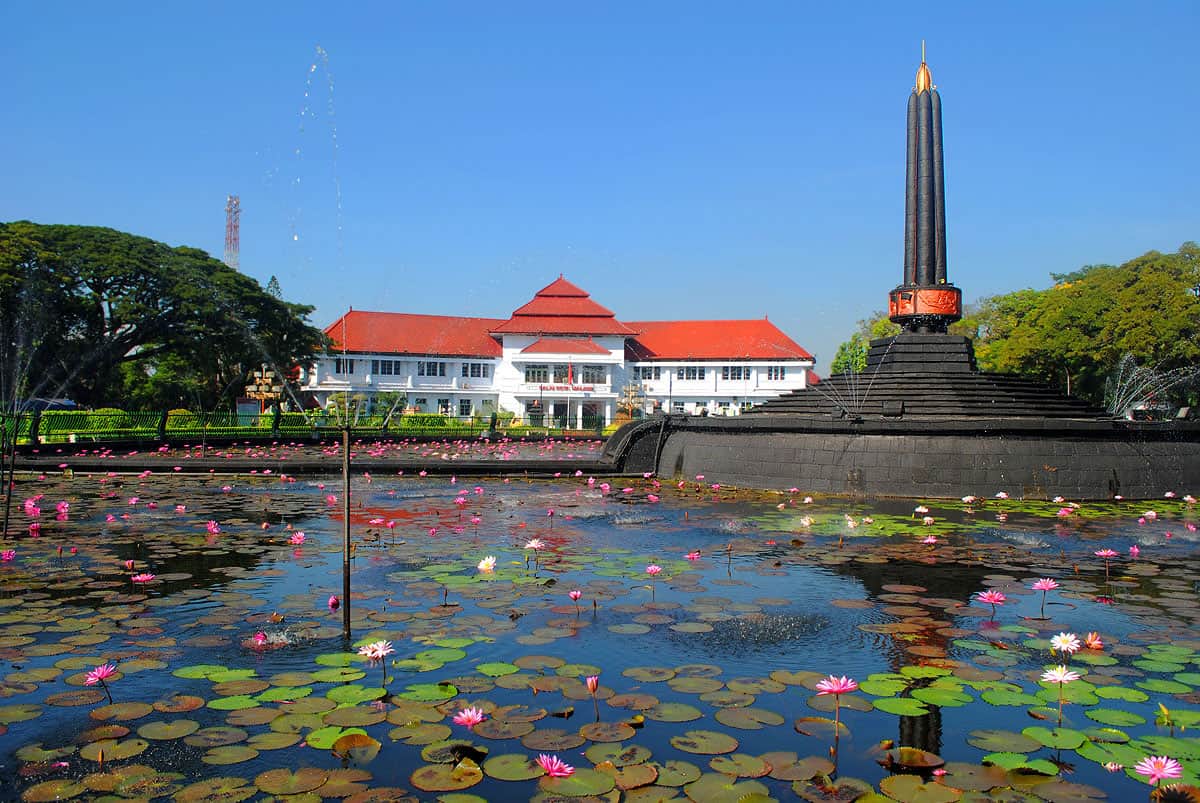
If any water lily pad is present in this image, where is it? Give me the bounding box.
[422,739,489,764]
[670,730,738,755]
[539,767,616,797]
[247,731,303,750]
[624,666,676,682]
[411,760,484,792]
[886,747,944,771]
[201,745,260,765]
[473,718,535,739]
[398,683,459,702]
[89,702,153,722]
[483,753,545,781]
[879,775,961,803]
[872,697,929,716]
[714,707,785,730]
[206,695,261,711]
[586,742,652,766]
[19,779,88,802]
[683,774,769,803]
[80,737,148,762]
[475,662,519,677]
[595,760,659,790]
[1021,726,1086,750]
[981,689,1045,707]
[152,694,205,712]
[332,732,382,763]
[668,677,724,694]
[45,689,105,707]
[136,719,200,740]
[580,721,635,742]
[645,703,703,722]
[966,729,1043,753]
[256,767,329,795]
[174,777,255,802]
[709,753,770,778]
[1085,708,1145,726]
[1094,686,1149,703]
[791,776,875,802]
[184,726,248,747]
[762,753,833,781]
[312,667,366,683]
[521,728,586,751]
[172,664,228,679]
[328,685,387,706]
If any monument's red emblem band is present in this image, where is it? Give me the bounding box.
[888,287,962,320]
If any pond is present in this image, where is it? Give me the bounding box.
[1,472,1198,801]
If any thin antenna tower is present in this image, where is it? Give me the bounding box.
[224,195,241,269]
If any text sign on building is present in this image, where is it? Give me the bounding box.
[539,385,595,392]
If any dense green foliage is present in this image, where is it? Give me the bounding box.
[828,243,1200,406]
[0,222,328,410]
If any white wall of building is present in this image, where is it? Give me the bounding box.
[306,348,813,423]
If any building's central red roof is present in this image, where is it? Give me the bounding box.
[491,276,638,336]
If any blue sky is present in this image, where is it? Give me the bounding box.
[4,2,1197,368]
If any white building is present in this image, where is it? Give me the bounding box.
[305,277,816,426]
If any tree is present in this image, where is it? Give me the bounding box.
[959,244,1200,404]
[0,222,328,410]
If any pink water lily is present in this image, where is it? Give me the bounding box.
[1,550,14,562]
[975,589,1007,619]
[536,753,575,778]
[1134,755,1183,786]
[645,564,662,576]
[815,675,857,755]
[130,573,155,584]
[453,706,487,729]
[84,662,118,703]
[1031,578,1059,618]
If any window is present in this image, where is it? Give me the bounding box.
[371,359,400,376]
[417,361,446,377]
[437,398,451,414]
[722,366,750,381]
[676,366,705,381]
[413,397,428,408]
[581,365,605,383]
[525,364,549,383]
[767,366,786,381]
[740,400,755,411]
[717,401,731,413]
[672,402,686,413]
[461,362,490,378]
[553,364,570,383]
[334,358,355,374]
[636,366,660,380]
[458,400,472,417]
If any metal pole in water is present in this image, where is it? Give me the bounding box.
[342,426,352,641]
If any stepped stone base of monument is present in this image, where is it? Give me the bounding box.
[603,334,1200,499]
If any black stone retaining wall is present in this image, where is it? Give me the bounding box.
[609,416,1200,500]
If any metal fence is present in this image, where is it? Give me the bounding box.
[1,410,615,445]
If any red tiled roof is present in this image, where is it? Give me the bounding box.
[520,337,611,355]
[325,310,503,357]
[807,370,821,385]
[624,319,813,361]
[491,276,637,336]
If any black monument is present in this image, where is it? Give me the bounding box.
[604,49,1200,499]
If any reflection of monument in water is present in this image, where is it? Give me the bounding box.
[606,49,1200,499]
